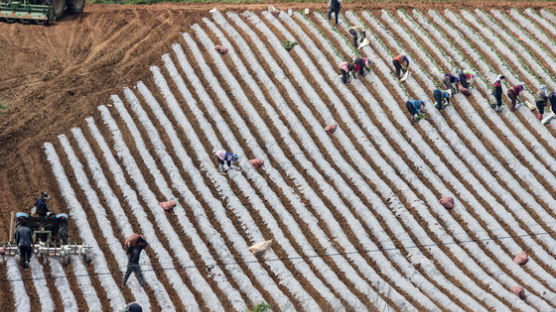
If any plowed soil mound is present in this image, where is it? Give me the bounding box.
[0,0,554,245]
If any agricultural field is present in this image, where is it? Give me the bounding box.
[0,1,556,311]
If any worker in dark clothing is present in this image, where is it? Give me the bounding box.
[549,91,556,114]
[458,70,474,89]
[433,89,451,110]
[348,25,366,47]
[34,192,51,217]
[353,57,372,77]
[443,73,459,94]
[392,54,409,79]
[536,85,548,120]
[327,0,342,25]
[15,224,33,269]
[122,236,148,287]
[492,74,505,112]
[121,302,143,312]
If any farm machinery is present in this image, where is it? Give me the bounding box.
[0,211,91,266]
[0,0,84,24]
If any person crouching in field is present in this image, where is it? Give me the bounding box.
[354,57,372,77]
[443,73,459,94]
[507,82,525,111]
[433,89,451,110]
[339,61,356,84]
[215,150,239,172]
[348,25,366,47]
[458,70,474,89]
[406,99,426,123]
[392,54,409,80]
[549,90,556,114]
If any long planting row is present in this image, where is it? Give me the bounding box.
[4,8,556,311]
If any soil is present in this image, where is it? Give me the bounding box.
[1,1,556,311]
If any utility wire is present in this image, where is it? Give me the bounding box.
[1,227,554,283]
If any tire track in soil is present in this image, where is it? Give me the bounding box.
[425,10,556,266]
[48,138,135,310]
[397,9,556,295]
[66,125,188,311]
[407,9,556,293]
[285,12,471,311]
[0,264,15,312]
[354,10,515,309]
[257,11,439,310]
[391,9,556,299]
[114,86,222,310]
[200,21,355,310]
[92,104,210,310]
[135,76,249,310]
[180,28,325,310]
[164,47,284,310]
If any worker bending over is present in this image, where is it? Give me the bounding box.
[392,54,409,79]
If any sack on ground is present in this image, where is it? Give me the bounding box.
[249,239,273,256]
[325,124,337,134]
[248,158,264,169]
[439,196,454,209]
[159,200,177,211]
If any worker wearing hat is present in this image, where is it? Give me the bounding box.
[34,192,51,217]
[536,85,548,120]
[492,74,505,112]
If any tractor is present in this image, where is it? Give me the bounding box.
[0,211,91,266]
[0,0,84,24]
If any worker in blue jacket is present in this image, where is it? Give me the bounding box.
[405,99,426,123]
[433,89,451,110]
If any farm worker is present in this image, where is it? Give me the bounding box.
[549,91,556,113]
[458,70,474,89]
[392,54,409,79]
[442,73,459,93]
[15,223,33,269]
[348,25,366,47]
[215,150,239,171]
[327,0,342,25]
[122,236,148,287]
[353,57,372,77]
[33,191,51,217]
[536,85,548,120]
[339,61,356,84]
[405,99,425,123]
[433,89,451,110]
[492,74,505,112]
[507,82,525,111]
[120,302,143,312]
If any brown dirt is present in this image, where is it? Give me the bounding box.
[2,2,556,311]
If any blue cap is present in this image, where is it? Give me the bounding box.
[540,85,547,91]
[232,154,238,162]
[56,213,68,220]
[16,212,29,219]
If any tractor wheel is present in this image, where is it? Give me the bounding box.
[53,0,65,19]
[66,0,84,14]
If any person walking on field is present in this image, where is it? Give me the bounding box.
[392,54,409,79]
[443,73,459,94]
[122,236,148,287]
[492,74,505,112]
[339,61,356,84]
[327,0,342,25]
[536,85,548,120]
[507,82,525,111]
[15,223,33,269]
[353,57,372,77]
